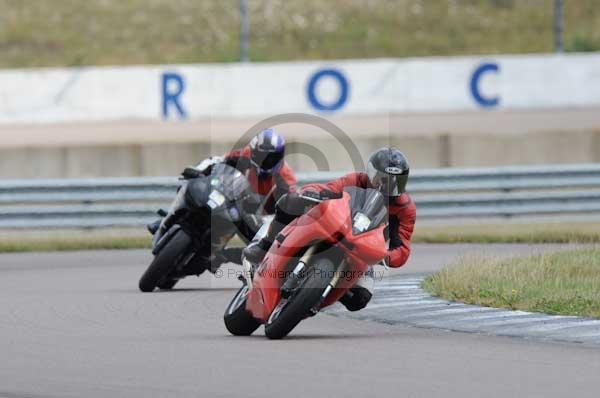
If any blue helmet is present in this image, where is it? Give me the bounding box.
[249,129,285,176]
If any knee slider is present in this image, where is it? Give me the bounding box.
[341,287,372,312]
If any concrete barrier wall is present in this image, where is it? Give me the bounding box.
[1,128,599,179]
[1,54,599,178]
[1,53,600,124]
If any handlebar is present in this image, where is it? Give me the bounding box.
[298,194,324,203]
[298,189,342,203]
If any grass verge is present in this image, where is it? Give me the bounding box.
[412,222,600,244]
[1,0,599,68]
[422,248,600,318]
[0,235,151,253]
[0,222,599,253]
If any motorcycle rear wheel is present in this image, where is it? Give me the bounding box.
[264,256,337,340]
[138,230,192,292]
[224,285,261,336]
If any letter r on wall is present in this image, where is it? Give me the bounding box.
[162,72,187,119]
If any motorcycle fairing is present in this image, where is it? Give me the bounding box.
[246,189,387,322]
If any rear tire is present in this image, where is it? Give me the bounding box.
[139,230,192,292]
[224,285,261,336]
[264,257,337,340]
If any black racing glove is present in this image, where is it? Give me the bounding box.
[319,189,343,200]
[301,189,342,201]
[300,190,321,200]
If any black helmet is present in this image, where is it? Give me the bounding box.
[367,147,410,197]
[249,129,285,176]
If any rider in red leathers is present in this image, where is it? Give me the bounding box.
[244,147,416,311]
[197,128,297,216]
[148,129,297,268]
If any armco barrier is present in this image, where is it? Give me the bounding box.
[1,163,599,228]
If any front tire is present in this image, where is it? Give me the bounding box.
[224,285,261,336]
[264,257,337,340]
[157,279,178,290]
[139,230,192,292]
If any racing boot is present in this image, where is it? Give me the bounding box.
[339,266,375,312]
[242,238,272,266]
[242,215,283,266]
[244,192,317,266]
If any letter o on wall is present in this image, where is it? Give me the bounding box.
[307,68,349,112]
[470,62,500,108]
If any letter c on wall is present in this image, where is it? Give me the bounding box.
[470,62,500,108]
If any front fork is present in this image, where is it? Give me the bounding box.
[309,258,348,315]
[240,245,318,297]
[280,243,348,315]
[280,245,317,298]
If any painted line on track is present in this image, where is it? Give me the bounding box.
[327,274,600,346]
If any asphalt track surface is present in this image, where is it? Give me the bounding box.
[1,244,599,398]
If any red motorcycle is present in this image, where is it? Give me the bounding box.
[224,187,388,339]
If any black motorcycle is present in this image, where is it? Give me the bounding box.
[138,163,264,292]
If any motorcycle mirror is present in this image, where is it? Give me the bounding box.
[181,167,201,179]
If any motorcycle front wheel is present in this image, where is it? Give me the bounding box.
[264,256,337,340]
[224,285,261,336]
[138,230,192,292]
[157,279,179,290]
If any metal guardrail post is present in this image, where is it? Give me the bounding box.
[554,0,564,53]
[239,0,249,62]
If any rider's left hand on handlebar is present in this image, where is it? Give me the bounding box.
[301,189,342,201]
[300,190,321,200]
[319,189,343,200]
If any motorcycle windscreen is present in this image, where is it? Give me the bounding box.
[209,163,252,201]
[207,163,253,249]
[344,187,388,235]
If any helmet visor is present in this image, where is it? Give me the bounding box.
[251,150,284,172]
[367,162,408,196]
